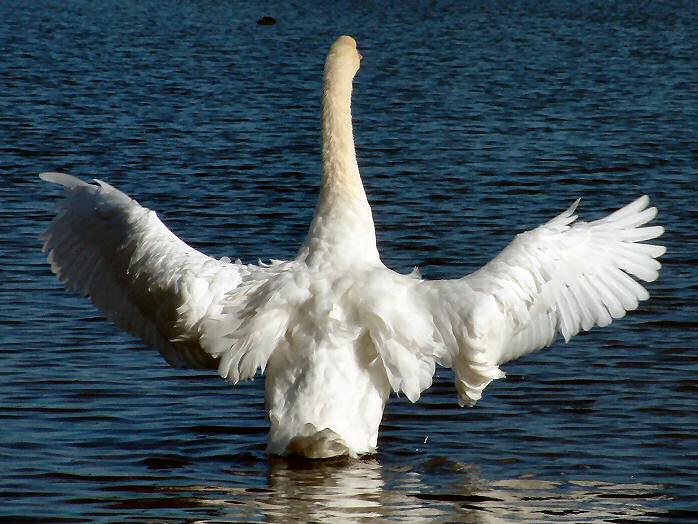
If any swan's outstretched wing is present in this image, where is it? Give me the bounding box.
[40,172,266,369]
[421,196,665,406]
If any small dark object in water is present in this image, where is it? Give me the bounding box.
[257,16,276,26]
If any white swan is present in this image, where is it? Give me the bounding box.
[40,36,665,459]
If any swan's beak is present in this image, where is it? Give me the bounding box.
[358,51,363,61]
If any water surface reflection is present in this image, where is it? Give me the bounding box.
[166,457,668,523]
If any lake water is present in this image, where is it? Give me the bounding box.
[2,1,697,521]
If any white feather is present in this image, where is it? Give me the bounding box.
[422,195,664,406]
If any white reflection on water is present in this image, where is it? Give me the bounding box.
[181,457,666,523]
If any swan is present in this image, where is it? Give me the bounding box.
[40,35,665,459]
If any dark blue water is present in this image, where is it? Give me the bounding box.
[2,1,697,521]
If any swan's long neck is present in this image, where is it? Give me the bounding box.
[299,63,379,268]
[320,74,364,200]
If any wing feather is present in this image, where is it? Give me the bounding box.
[40,172,258,369]
[422,195,665,406]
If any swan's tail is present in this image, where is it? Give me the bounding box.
[285,427,350,459]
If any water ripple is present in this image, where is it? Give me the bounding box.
[2,0,697,521]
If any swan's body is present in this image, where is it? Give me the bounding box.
[41,36,665,459]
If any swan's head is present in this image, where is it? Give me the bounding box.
[325,35,362,83]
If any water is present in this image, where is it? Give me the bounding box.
[2,0,697,521]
